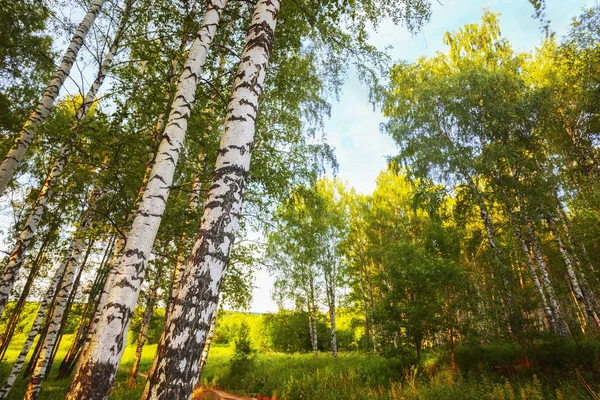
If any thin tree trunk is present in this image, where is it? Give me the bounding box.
[325,272,337,357]
[46,240,94,374]
[366,266,378,352]
[524,219,569,336]
[307,301,318,357]
[357,261,372,351]
[197,312,217,380]
[0,148,69,318]
[144,2,279,397]
[0,261,67,399]
[25,190,100,399]
[508,210,558,333]
[0,2,127,317]
[307,273,319,357]
[547,216,600,329]
[0,0,107,196]
[467,180,516,332]
[557,203,597,277]
[0,225,53,361]
[127,290,156,388]
[56,235,115,379]
[170,153,205,300]
[67,2,225,398]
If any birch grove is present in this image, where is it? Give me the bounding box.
[66,2,227,398]
[4,0,600,398]
[0,4,129,317]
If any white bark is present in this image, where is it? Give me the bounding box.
[0,145,70,318]
[67,2,225,398]
[172,154,205,297]
[525,219,569,336]
[547,217,600,329]
[0,8,126,317]
[0,263,66,399]
[326,277,337,357]
[25,189,99,400]
[508,211,558,333]
[145,1,279,397]
[0,0,107,196]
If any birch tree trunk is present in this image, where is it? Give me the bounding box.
[366,266,378,352]
[524,219,569,336]
[472,188,515,316]
[547,216,600,329]
[127,290,156,388]
[56,235,116,379]
[0,226,52,361]
[508,210,559,333]
[0,262,67,399]
[171,153,205,298]
[67,3,225,398]
[308,301,318,357]
[357,257,372,351]
[0,145,71,318]
[25,191,100,399]
[197,312,217,380]
[0,5,127,317]
[0,0,107,196]
[324,271,337,357]
[144,2,279,397]
[47,240,94,373]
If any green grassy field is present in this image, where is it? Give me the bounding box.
[2,332,600,399]
[0,333,156,399]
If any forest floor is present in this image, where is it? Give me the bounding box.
[1,334,600,399]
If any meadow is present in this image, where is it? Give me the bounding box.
[2,325,600,399]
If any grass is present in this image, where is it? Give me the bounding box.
[200,343,600,400]
[0,333,157,399]
[2,335,600,399]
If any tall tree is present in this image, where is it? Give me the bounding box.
[0,0,107,196]
[144,0,280,396]
[66,2,227,398]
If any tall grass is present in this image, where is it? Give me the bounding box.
[0,333,157,399]
[200,342,600,400]
[1,334,599,399]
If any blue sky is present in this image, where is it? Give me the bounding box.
[248,0,594,313]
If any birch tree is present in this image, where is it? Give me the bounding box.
[0,3,131,317]
[144,1,280,397]
[0,0,107,196]
[23,188,101,399]
[0,258,68,399]
[67,2,226,397]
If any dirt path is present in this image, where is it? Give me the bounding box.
[192,388,256,400]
